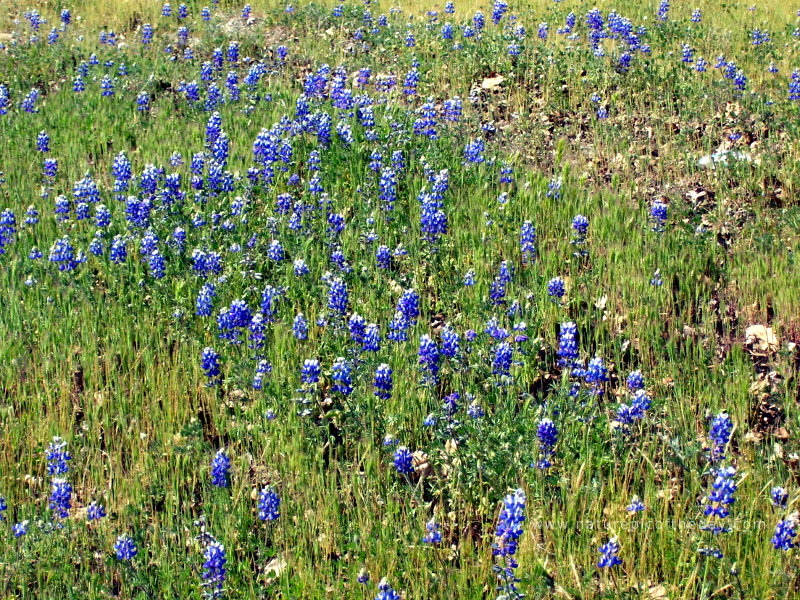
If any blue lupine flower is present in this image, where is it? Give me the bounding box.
[420,195,448,246]
[403,69,419,96]
[626,371,644,391]
[572,214,589,236]
[46,436,71,476]
[37,131,50,153]
[691,8,702,22]
[358,569,369,584]
[76,202,90,221]
[87,501,107,521]
[649,269,664,286]
[260,285,282,322]
[92,232,110,257]
[202,7,211,21]
[136,91,150,111]
[557,322,579,367]
[423,519,442,544]
[374,364,393,400]
[0,209,17,254]
[13,521,29,537]
[536,418,558,469]
[206,112,222,146]
[95,204,111,228]
[619,389,651,422]
[463,138,485,164]
[393,446,414,475]
[61,8,72,24]
[789,70,800,101]
[397,289,420,324]
[418,335,441,384]
[0,496,6,521]
[110,236,127,264]
[100,75,115,97]
[703,466,737,525]
[441,326,461,359]
[520,221,536,263]
[442,22,454,39]
[773,516,797,551]
[251,359,271,389]
[50,478,72,518]
[301,359,321,384]
[244,312,264,350]
[375,579,401,600]
[115,535,138,560]
[491,0,507,24]
[211,449,230,488]
[331,358,353,396]
[492,342,513,378]
[473,10,485,31]
[657,0,669,21]
[258,487,280,521]
[267,239,285,262]
[376,245,391,269]
[732,69,747,92]
[363,324,381,352]
[547,277,565,300]
[413,99,438,139]
[227,41,239,63]
[379,168,397,213]
[538,22,548,40]
[467,401,484,419]
[25,206,39,225]
[328,278,348,316]
[21,89,40,113]
[493,488,526,598]
[585,356,608,395]
[650,201,668,231]
[293,313,308,340]
[142,23,153,44]
[751,29,770,46]
[708,412,733,462]
[627,496,645,512]
[49,236,83,271]
[201,347,221,386]
[598,538,622,568]
[148,250,166,279]
[201,541,227,598]
[772,487,789,508]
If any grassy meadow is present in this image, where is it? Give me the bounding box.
[0,0,799,598]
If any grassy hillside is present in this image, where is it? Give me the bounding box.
[0,1,799,598]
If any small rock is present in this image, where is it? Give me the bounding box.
[744,325,778,357]
[481,75,505,90]
[697,150,752,169]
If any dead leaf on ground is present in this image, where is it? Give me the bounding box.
[481,75,505,90]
